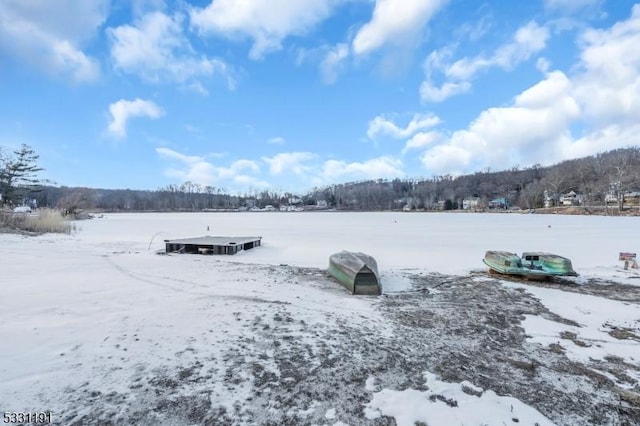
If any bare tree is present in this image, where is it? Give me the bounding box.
[57,188,98,216]
[604,147,640,211]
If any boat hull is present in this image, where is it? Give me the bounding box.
[329,251,381,295]
[483,251,553,280]
[521,252,578,276]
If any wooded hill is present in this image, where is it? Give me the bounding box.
[24,146,640,213]
[307,147,640,212]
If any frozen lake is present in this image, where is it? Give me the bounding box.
[80,211,640,277]
[1,211,639,425]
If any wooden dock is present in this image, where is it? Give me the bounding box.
[164,236,262,255]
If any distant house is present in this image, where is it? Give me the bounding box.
[316,200,328,208]
[462,197,480,210]
[280,205,301,212]
[606,191,640,206]
[624,191,640,204]
[288,196,303,205]
[605,193,618,204]
[489,198,508,209]
[543,190,556,208]
[560,191,582,206]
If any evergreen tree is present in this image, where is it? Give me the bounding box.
[0,144,44,206]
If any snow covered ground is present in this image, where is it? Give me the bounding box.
[1,212,639,425]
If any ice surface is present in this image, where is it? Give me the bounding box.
[1,212,638,424]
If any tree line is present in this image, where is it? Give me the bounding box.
[2,145,639,213]
[306,147,640,211]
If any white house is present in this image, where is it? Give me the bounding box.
[543,190,556,208]
[560,191,582,206]
[462,197,480,210]
[605,193,618,203]
[288,196,303,205]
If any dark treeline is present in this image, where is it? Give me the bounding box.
[37,184,308,214]
[31,147,640,213]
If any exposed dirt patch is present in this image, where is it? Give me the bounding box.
[50,268,640,425]
[473,270,640,303]
[608,327,640,342]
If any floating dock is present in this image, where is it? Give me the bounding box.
[164,236,262,255]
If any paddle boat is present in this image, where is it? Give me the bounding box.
[483,250,578,280]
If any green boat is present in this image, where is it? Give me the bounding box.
[483,250,578,279]
[521,252,578,276]
[483,250,553,280]
[328,251,381,295]
[482,250,547,279]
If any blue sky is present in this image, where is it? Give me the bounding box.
[1,0,639,194]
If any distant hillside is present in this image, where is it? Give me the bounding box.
[33,147,640,213]
[304,147,640,212]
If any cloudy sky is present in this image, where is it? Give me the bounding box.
[1,0,639,194]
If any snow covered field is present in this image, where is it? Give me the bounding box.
[1,212,639,425]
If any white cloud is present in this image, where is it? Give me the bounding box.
[418,5,640,176]
[157,148,407,191]
[267,136,286,145]
[107,98,164,139]
[447,21,550,78]
[420,80,471,103]
[156,147,215,185]
[156,147,266,189]
[492,21,550,69]
[262,152,316,175]
[320,43,349,84]
[108,11,235,89]
[419,71,580,175]
[421,21,550,102]
[562,123,640,160]
[544,0,602,14]
[0,0,106,82]
[131,0,167,18]
[352,0,448,56]
[536,57,551,73]
[367,113,441,140]
[420,144,472,175]
[232,174,271,189]
[190,0,335,60]
[572,4,640,126]
[322,156,404,181]
[402,131,442,155]
[231,159,260,174]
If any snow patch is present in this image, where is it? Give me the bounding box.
[364,372,555,425]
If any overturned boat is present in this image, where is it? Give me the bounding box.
[483,251,550,280]
[483,250,577,280]
[328,251,381,295]
[521,252,578,276]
